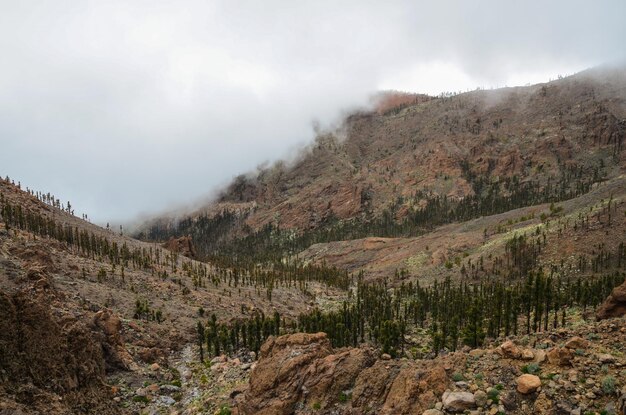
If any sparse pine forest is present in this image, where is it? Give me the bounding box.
[2,155,625,367]
[139,160,607,265]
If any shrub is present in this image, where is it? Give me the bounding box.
[132,395,149,404]
[602,376,616,395]
[487,388,500,403]
[217,406,232,415]
[521,363,540,374]
[452,372,465,382]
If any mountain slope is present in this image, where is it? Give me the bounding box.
[0,178,345,414]
[137,65,626,270]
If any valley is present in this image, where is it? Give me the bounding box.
[1,66,626,415]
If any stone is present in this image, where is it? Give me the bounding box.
[521,349,535,360]
[565,336,590,349]
[422,410,443,415]
[155,395,176,406]
[498,340,521,359]
[160,384,180,393]
[442,391,476,412]
[547,347,573,366]
[517,374,541,394]
[150,363,160,371]
[598,353,616,363]
[381,353,392,360]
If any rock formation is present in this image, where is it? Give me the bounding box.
[596,278,626,320]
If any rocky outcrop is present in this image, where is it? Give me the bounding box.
[92,309,134,371]
[0,290,120,414]
[239,332,374,414]
[162,235,196,258]
[596,278,626,320]
[376,364,447,414]
[238,332,449,415]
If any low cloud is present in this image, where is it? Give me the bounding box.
[0,0,623,224]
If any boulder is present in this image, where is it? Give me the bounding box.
[498,340,521,359]
[546,347,573,366]
[565,336,589,349]
[596,278,626,320]
[442,391,476,412]
[517,374,541,394]
[598,353,616,364]
[380,365,447,414]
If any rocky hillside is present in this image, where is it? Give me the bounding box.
[2,65,626,415]
[233,317,626,415]
[0,177,345,414]
[136,65,626,268]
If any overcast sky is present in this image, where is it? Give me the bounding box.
[1,0,624,224]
